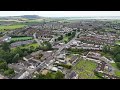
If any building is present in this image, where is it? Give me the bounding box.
[41,69,49,75]
[86,52,101,60]
[69,55,78,64]
[18,71,30,79]
[69,71,78,79]
[56,54,66,60]
[51,67,58,72]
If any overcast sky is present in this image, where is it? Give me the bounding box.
[0,11,120,17]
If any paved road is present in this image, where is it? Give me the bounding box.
[54,31,80,56]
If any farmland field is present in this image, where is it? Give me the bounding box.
[0,25,27,32]
[72,59,100,79]
[11,36,33,41]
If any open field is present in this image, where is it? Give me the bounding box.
[0,25,27,32]
[27,19,45,22]
[20,43,39,49]
[72,59,100,79]
[111,63,118,69]
[115,70,120,77]
[111,63,120,77]
[63,36,69,42]
[11,36,33,41]
[11,43,39,51]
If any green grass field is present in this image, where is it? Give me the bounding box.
[63,36,69,42]
[115,70,120,77]
[111,63,118,69]
[27,19,45,22]
[20,43,39,49]
[73,60,100,79]
[111,63,120,77]
[11,36,33,41]
[11,43,39,51]
[0,25,27,32]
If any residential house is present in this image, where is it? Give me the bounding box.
[69,71,78,79]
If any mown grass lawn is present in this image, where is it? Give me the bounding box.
[11,43,39,51]
[0,24,27,32]
[111,63,120,77]
[20,43,39,49]
[72,59,100,79]
[115,70,120,77]
[63,36,69,42]
[11,36,33,41]
[111,63,118,69]
[63,36,70,43]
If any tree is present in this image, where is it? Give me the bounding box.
[43,41,52,50]
[47,42,52,50]
[0,61,8,70]
[57,35,63,41]
[35,73,48,79]
[102,45,110,53]
[45,72,55,79]
[1,42,10,52]
[11,47,23,57]
[111,46,120,56]
[64,40,67,44]
[71,31,76,37]
[29,46,35,52]
[68,32,71,36]
[23,51,28,56]
[115,54,120,62]
[55,71,64,79]
[116,62,120,70]
[4,68,15,77]
[12,54,20,63]
[34,71,64,79]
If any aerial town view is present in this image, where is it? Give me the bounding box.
[1,11,120,79]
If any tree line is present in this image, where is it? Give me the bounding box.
[102,45,120,69]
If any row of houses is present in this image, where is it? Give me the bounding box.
[95,61,119,79]
[68,39,103,51]
[77,35,116,45]
[8,27,54,38]
[8,50,56,79]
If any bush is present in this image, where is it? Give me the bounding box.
[0,61,8,70]
[57,35,63,41]
[4,68,15,77]
[115,54,120,62]
[94,71,104,79]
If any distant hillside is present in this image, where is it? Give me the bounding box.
[20,15,41,19]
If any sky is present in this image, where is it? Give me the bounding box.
[0,11,120,17]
